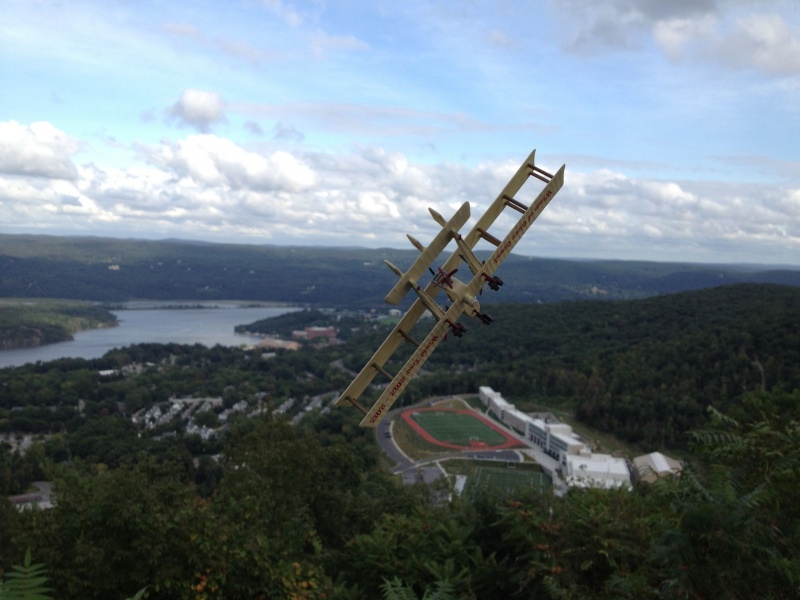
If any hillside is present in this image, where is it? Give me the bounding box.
[0,300,117,349]
[2,233,799,306]
[2,283,799,599]
[334,283,800,449]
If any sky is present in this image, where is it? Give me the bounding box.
[1,0,799,266]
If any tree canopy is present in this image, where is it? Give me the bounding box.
[2,283,799,598]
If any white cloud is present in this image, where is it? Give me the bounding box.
[709,13,800,76]
[551,169,800,261]
[0,120,798,263]
[161,22,279,66]
[245,121,265,136]
[235,100,491,139]
[555,0,800,77]
[272,122,304,142]
[485,29,516,49]
[0,121,79,179]
[310,31,370,57]
[166,89,228,133]
[653,16,717,61]
[259,0,307,27]
[142,135,317,192]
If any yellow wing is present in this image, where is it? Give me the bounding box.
[384,202,470,304]
[466,164,566,297]
[359,301,467,427]
[334,294,430,414]
[337,150,566,427]
[442,150,563,279]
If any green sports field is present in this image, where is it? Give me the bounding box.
[410,410,509,446]
[467,466,551,498]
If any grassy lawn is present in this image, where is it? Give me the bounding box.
[429,397,470,409]
[377,315,401,326]
[441,459,552,498]
[462,395,484,410]
[391,415,451,460]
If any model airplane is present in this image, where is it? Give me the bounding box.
[336,150,566,427]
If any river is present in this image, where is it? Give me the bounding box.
[0,304,298,369]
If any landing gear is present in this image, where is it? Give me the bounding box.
[446,320,467,337]
[484,274,504,291]
[474,311,493,325]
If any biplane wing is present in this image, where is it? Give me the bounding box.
[334,292,432,412]
[439,149,559,279]
[337,150,566,427]
[465,163,565,297]
[334,202,470,415]
[384,202,470,305]
[358,301,467,427]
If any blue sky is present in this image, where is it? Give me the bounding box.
[1,0,799,265]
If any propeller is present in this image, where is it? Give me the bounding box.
[430,266,458,288]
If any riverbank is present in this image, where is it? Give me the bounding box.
[0,299,118,350]
[0,299,298,351]
[0,304,298,369]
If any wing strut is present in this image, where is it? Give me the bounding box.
[503,195,528,214]
[477,228,502,247]
[344,396,369,416]
[398,329,421,347]
[371,363,394,381]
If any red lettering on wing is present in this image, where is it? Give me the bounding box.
[369,402,387,424]
[493,187,554,265]
[389,375,406,397]
[411,336,437,369]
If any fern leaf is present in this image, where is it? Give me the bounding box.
[0,549,53,600]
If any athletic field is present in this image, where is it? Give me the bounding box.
[467,466,551,498]
[402,407,524,451]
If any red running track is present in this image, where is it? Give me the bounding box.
[401,407,524,451]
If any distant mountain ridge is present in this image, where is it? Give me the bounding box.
[1,233,798,307]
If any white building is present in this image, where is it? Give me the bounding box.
[526,419,585,463]
[633,451,683,483]
[478,386,503,407]
[479,386,632,491]
[565,452,632,490]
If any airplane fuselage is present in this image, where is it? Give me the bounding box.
[441,277,480,314]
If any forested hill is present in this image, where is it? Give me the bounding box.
[340,283,800,449]
[1,233,799,306]
[2,284,800,598]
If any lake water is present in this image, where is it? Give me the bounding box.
[0,304,298,369]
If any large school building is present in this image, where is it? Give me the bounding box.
[478,386,631,490]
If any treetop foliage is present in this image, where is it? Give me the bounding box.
[1,283,799,598]
[7,391,799,599]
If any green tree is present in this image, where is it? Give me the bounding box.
[15,461,194,600]
[654,390,800,599]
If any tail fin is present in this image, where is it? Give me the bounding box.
[384,260,404,278]
[384,202,470,304]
